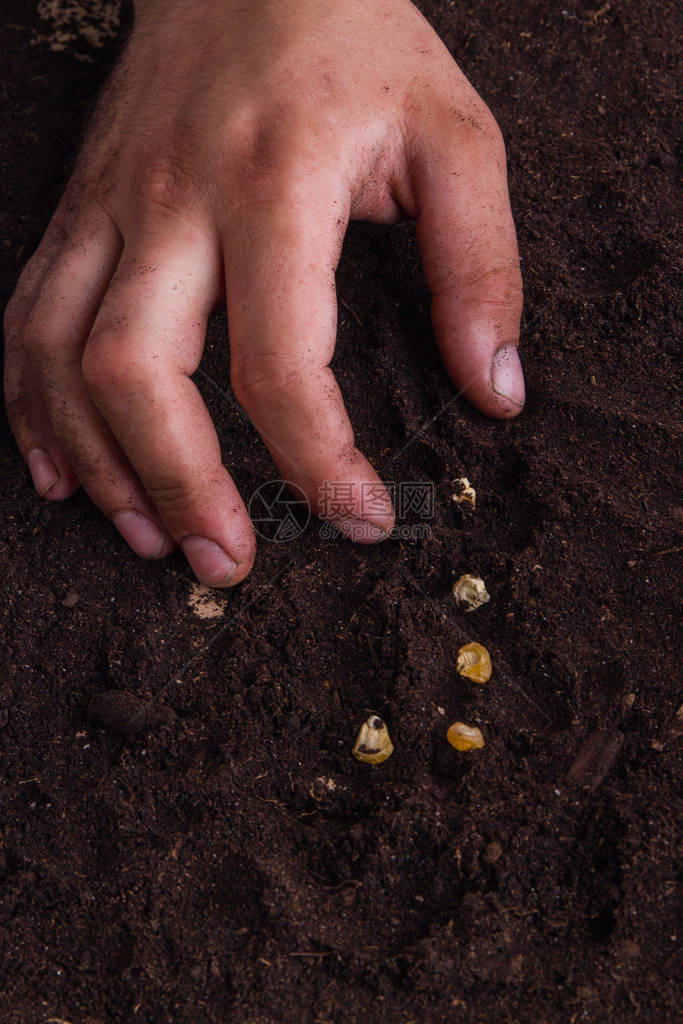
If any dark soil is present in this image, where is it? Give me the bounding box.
[1,1,681,1021]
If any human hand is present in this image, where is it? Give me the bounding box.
[4,0,524,587]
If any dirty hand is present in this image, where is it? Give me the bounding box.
[4,0,524,587]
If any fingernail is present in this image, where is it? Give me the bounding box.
[181,536,238,587]
[113,510,167,559]
[491,344,525,409]
[336,517,390,543]
[28,447,60,497]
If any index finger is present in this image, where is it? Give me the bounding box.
[223,185,395,541]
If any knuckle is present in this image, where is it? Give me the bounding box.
[476,113,507,167]
[432,248,522,310]
[221,103,262,160]
[80,339,113,395]
[462,255,522,292]
[82,331,150,396]
[462,264,523,312]
[4,385,32,428]
[226,112,317,201]
[445,95,507,161]
[145,478,199,516]
[131,152,196,211]
[476,106,505,148]
[5,278,44,346]
[4,220,72,345]
[486,123,507,167]
[91,164,117,203]
[231,357,304,410]
[21,314,59,364]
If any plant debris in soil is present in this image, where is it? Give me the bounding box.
[1,1,681,1022]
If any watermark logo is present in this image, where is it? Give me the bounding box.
[248,479,434,542]
[319,519,433,542]
[248,479,311,542]
[395,481,434,520]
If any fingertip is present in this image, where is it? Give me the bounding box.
[180,535,254,589]
[224,558,255,587]
[27,446,79,500]
[314,468,395,544]
[27,447,59,496]
[490,344,525,418]
[335,511,395,544]
[112,509,175,560]
[44,476,81,501]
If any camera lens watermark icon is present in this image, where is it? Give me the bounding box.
[248,479,311,542]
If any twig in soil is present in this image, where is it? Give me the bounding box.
[340,297,365,329]
[251,790,287,808]
[587,2,613,23]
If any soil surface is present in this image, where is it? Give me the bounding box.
[1,1,681,1022]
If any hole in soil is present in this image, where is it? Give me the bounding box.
[587,903,618,941]
[500,448,530,493]
[404,440,447,483]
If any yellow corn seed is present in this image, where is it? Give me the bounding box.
[353,715,394,764]
[456,642,492,684]
[447,722,485,751]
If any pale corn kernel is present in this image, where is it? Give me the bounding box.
[451,478,476,507]
[456,642,492,684]
[453,574,490,612]
[353,715,394,764]
[446,722,485,751]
